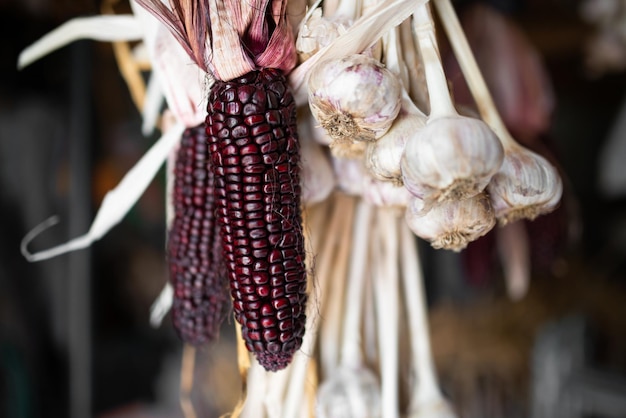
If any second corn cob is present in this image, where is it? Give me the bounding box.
[168,125,229,345]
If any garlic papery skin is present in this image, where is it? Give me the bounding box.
[487,143,563,224]
[365,90,426,184]
[400,114,504,202]
[401,5,504,203]
[332,138,368,159]
[405,193,496,252]
[307,53,402,148]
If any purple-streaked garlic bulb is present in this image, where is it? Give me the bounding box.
[308,53,402,154]
[365,90,426,184]
[405,192,496,251]
[487,142,563,224]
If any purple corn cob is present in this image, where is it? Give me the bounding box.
[206,68,307,371]
[168,125,229,345]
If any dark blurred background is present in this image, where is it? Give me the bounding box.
[2,1,186,417]
[1,0,625,417]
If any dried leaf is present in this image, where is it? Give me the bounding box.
[132,1,208,127]
[21,123,185,262]
[150,282,174,327]
[207,0,254,80]
[141,72,165,135]
[18,15,143,69]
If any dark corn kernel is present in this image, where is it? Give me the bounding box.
[168,125,229,345]
[206,68,307,372]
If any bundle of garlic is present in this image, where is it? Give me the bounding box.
[17,0,564,416]
[301,0,561,252]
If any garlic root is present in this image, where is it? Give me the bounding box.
[405,193,496,252]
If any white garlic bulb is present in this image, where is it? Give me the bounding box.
[316,367,381,418]
[365,131,404,183]
[405,192,496,252]
[296,8,353,62]
[365,90,426,184]
[308,54,402,146]
[298,109,337,204]
[362,176,411,208]
[331,156,367,196]
[487,143,563,224]
[401,114,504,203]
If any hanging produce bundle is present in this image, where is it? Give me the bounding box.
[17,0,563,416]
[135,0,309,371]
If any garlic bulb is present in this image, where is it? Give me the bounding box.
[331,155,412,207]
[365,90,426,184]
[364,130,404,184]
[307,54,402,148]
[316,367,381,418]
[332,156,367,196]
[487,143,563,224]
[401,114,504,202]
[296,8,353,61]
[401,5,503,203]
[405,192,496,251]
[363,176,412,208]
[298,110,337,204]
